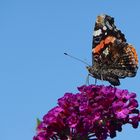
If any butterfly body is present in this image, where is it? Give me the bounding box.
[87,14,138,86]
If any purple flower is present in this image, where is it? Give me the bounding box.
[33,85,140,140]
[112,101,130,119]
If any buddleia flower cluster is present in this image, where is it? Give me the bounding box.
[33,85,140,140]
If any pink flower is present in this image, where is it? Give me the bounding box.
[33,85,140,140]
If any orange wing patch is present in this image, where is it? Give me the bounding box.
[93,36,115,54]
[127,45,138,66]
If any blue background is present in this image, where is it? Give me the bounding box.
[0,0,140,140]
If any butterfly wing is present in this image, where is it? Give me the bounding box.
[89,14,138,85]
[92,14,126,64]
[101,40,138,85]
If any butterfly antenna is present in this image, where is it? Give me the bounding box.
[64,53,90,66]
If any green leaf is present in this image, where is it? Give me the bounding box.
[36,118,41,128]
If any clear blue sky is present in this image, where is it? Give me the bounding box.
[0,0,140,140]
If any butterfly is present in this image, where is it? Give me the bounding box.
[87,14,138,86]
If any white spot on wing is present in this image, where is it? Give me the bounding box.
[103,47,109,56]
[94,29,102,36]
[103,26,107,30]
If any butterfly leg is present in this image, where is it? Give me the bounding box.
[86,74,90,85]
[86,74,97,85]
[95,78,97,85]
[100,74,104,85]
